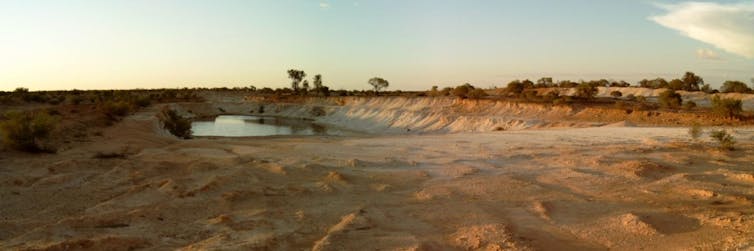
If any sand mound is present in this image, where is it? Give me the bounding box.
[324,171,347,183]
[729,173,754,183]
[312,209,420,251]
[531,201,552,221]
[616,213,659,235]
[685,189,717,199]
[440,165,480,178]
[414,186,454,201]
[449,224,532,251]
[613,160,672,179]
[572,213,661,248]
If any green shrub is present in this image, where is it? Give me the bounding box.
[711,96,743,118]
[158,108,192,139]
[658,90,682,109]
[0,111,58,152]
[709,130,735,150]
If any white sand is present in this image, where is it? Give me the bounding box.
[1,101,753,250]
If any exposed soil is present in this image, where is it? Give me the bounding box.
[1,97,754,250]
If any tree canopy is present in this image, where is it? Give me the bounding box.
[287,69,306,91]
[721,81,751,93]
[368,77,389,92]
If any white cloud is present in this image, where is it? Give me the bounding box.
[650,2,754,58]
[319,2,330,9]
[696,48,721,60]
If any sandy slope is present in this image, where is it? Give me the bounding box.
[1,105,753,250]
[176,96,746,138]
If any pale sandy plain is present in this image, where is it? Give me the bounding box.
[2,93,754,250]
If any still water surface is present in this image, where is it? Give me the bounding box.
[191,115,344,137]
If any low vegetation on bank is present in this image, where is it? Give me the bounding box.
[158,108,192,139]
[0,110,58,152]
[1,70,752,153]
[0,89,203,152]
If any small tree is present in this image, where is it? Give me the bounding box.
[576,82,597,99]
[313,74,323,91]
[681,71,703,91]
[710,130,735,150]
[368,77,389,93]
[720,81,751,93]
[287,69,306,92]
[452,83,474,98]
[302,80,310,92]
[505,80,525,96]
[668,79,684,90]
[658,89,682,109]
[711,96,743,118]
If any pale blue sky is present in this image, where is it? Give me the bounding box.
[1,0,752,91]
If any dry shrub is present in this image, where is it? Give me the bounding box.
[310,106,326,116]
[709,130,735,151]
[658,89,681,109]
[688,124,702,141]
[100,100,132,122]
[158,108,192,139]
[711,96,742,118]
[467,88,487,99]
[0,111,58,152]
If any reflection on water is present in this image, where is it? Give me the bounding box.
[192,115,343,137]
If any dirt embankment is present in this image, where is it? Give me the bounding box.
[171,96,746,134]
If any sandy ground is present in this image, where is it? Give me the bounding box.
[1,108,754,250]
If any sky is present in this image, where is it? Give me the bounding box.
[1,0,753,91]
